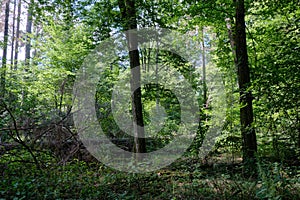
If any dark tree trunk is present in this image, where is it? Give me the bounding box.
[297,111,300,149]
[235,0,257,165]
[118,0,146,155]
[14,0,22,69]
[1,0,10,98]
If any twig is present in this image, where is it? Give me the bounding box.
[0,98,41,170]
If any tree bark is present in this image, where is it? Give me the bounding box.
[118,0,146,155]
[14,0,22,69]
[202,27,207,108]
[25,1,33,65]
[297,111,300,149]
[1,0,10,98]
[225,17,237,64]
[10,0,17,68]
[235,0,257,165]
[21,1,33,104]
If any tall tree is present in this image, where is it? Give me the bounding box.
[235,0,257,165]
[25,1,33,65]
[13,0,21,68]
[1,0,10,98]
[118,0,146,155]
[21,1,33,104]
[202,28,207,108]
[10,0,17,68]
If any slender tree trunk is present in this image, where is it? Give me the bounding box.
[235,0,257,166]
[202,28,207,108]
[32,24,40,59]
[14,0,21,69]
[225,17,237,64]
[25,2,33,65]
[155,33,160,111]
[297,111,300,149]
[1,0,10,98]
[118,0,146,155]
[21,1,33,104]
[10,0,17,68]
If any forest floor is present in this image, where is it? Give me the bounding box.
[1,150,299,199]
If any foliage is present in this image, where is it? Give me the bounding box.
[248,0,300,160]
[0,151,299,199]
[0,0,300,199]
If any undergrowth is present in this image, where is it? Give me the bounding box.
[0,151,299,199]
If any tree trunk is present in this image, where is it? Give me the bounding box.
[21,1,33,104]
[1,0,10,98]
[25,1,33,65]
[10,0,17,68]
[297,111,300,149]
[14,0,22,69]
[235,0,257,166]
[155,33,160,111]
[225,17,237,64]
[118,0,146,155]
[202,27,207,108]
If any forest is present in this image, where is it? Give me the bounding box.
[0,0,299,199]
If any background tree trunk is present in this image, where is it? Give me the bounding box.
[21,1,33,104]
[202,28,207,108]
[1,0,10,98]
[13,0,21,69]
[235,0,257,166]
[25,1,32,65]
[10,0,17,68]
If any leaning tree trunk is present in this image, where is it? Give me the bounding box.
[1,0,10,98]
[235,0,257,166]
[118,0,146,156]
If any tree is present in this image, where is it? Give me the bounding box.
[118,0,146,155]
[1,0,10,98]
[13,0,21,68]
[202,28,207,108]
[10,0,17,68]
[25,0,33,65]
[235,0,257,166]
